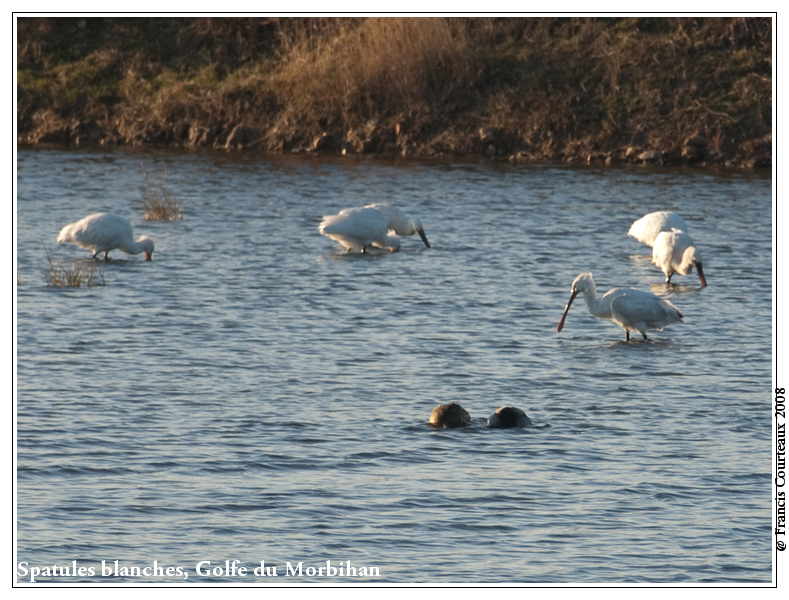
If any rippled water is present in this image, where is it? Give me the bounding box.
[15,148,773,584]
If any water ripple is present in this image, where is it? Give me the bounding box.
[15,149,772,583]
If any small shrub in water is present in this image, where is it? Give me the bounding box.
[43,246,105,288]
[140,164,183,221]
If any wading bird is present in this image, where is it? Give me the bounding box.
[628,211,689,247]
[319,207,400,253]
[363,203,430,248]
[57,213,154,260]
[557,273,684,341]
[652,229,707,287]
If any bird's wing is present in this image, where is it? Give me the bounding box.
[78,215,132,248]
[651,231,676,270]
[628,214,661,245]
[58,214,131,248]
[611,290,683,330]
[320,208,388,240]
[654,230,696,273]
[629,212,689,246]
[337,206,365,217]
[364,203,409,233]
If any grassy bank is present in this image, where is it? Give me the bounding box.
[16,17,772,167]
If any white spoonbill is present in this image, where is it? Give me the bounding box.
[557,273,684,341]
[628,211,689,246]
[57,213,154,260]
[363,203,430,248]
[319,207,401,253]
[652,229,707,287]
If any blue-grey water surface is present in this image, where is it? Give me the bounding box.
[15,148,773,584]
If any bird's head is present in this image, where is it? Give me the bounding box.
[682,246,706,287]
[558,273,594,332]
[571,272,595,295]
[138,236,155,261]
[386,235,401,253]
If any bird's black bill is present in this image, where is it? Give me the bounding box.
[695,261,707,287]
[557,291,578,332]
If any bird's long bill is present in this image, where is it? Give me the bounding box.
[557,291,578,332]
[695,261,707,287]
[418,229,431,248]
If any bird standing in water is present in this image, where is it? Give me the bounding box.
[557,273,684,341]
[628,211,689,247]
[362,203,430,248]
[319,207,401,253]
[628,211,707,287]
[651,229,707,287]
[57,213,154,260]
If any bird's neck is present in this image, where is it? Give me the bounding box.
[581,287,611,319]
[123,237,148,255]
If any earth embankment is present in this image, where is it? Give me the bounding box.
[16,17,772,168]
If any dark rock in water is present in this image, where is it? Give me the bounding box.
[488,406,532,428]
[429,403,471,428]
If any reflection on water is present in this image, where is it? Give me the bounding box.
[16,149,772,583]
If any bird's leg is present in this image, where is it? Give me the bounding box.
[642,333,649,340]
[361,246,368,254]
[626,331,630,341]
[665,274,673,284]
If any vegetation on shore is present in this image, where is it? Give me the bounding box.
[17,17,772,167]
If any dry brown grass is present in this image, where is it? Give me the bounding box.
[140,164,183,221]
[271,18,477,128]
[43,245,105,288]
[17,17,772,164]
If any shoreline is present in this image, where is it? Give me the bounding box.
[17,17,772,170]
[16,136,771,171]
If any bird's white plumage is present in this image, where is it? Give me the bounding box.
[57,213,154,260]
[557,272,684,340]
[628,211,689,247]
[652,229,707,286]
[319,207,401,253]
[361,203,430,248]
